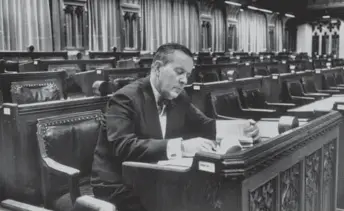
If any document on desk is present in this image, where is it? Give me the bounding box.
[157,158,193,168]
[216,119,250,138]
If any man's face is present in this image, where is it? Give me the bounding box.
[154,51,193,100]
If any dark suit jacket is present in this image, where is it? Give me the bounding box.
[91,76,216,210]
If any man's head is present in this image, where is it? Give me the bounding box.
[150,43,194,100]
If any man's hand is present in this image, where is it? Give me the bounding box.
[181,137,216,157]
[241,119,261,144]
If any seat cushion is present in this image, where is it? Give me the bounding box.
[53,184,94,211]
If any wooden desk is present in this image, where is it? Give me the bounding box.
[288,95,344,209]
[123,112,341,211]
[288,95,344,113]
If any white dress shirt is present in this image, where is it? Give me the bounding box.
[150,78,182,159]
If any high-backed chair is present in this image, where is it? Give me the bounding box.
[221,69,238,82]
[36,110,107,211]
[253,63,269,76]
[197,70,220,83]
[239,87,295,113]
[0,71,67,103]
[10,79,64,104]
[302,76,339,94]
[254,67,270,76]
[334,70,344,86]
[209,88,277,121]
[237,63,253,78]
[322,73,344,91]
[281,81,315,106]
[286,79,329,100]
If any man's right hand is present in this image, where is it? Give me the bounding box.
[181,137,216,157]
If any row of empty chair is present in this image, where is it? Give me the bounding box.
[1,49,344,210]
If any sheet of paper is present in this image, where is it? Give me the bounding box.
[256,121,279,137]
[216,120,255,153]
[216,119,249,138]
[157,158,193,167]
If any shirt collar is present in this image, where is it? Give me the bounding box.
[150,76,161,105]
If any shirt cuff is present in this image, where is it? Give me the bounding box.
[166,138,183,160]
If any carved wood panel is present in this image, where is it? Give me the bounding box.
[323,140,336,211]
[305,150,321,211]
[280,162,301,211]
[249,178,276,211]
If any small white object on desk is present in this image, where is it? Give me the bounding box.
[157,158,193,169]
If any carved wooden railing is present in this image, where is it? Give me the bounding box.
[122,110,341,211]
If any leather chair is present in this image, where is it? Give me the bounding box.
[283,80,316,106]
[268,67,279,74]
[36,110,115,211]
[214,56,230,64]
[322,73,344,92]
[239,88,295,113]
[254,68,270,76]
[10,79,63,104]
[334,71,344,86]
[286,80,329,101]
[302,77,339,95]
[197,71,220,83]
[209,89,277,121]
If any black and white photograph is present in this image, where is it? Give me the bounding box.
[0,0,343,210]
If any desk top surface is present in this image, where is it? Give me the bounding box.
[156,119,309,169]
[288,95,344,112]
[216,119,279,139]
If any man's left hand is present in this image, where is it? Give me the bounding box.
[243,119,260,142]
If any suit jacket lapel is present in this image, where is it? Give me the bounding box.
[141,77,163,139]
[165,98,184,139]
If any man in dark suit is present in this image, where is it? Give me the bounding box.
[91,43,259,211]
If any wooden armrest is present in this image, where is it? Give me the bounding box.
[318,89,340,94]
[1,199,52,211]
[42,157,81,203]
[73,196,117,211]
[266,102,296,107]
[216,114,244,120]
[329,86,344,90]
[291,96,315,101]
[43,157,79,176]
[304,92,330,97]
[243,108,276,113]
[242,108,276,114]
[123,161,190,172]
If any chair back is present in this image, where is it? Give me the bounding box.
[286,80,304,97]
[197,71,220,83]
[240,88,267,109]
[334,72,344,85]
[302,77,317,93]
[324,74,337,88]
[209,89,243,118]
[10,79,64,104]
[36,110,103,205]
